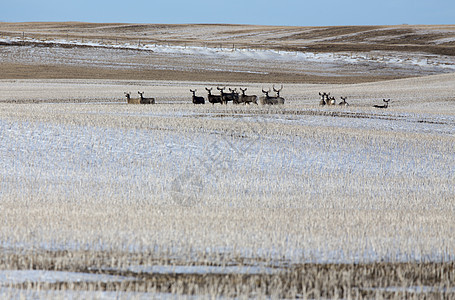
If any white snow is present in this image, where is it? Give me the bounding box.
[123,264,282,275]
[433,37,455,44]
[2,36,455,73]
[361,286,455,294]
[0,270,135,284]
[0,287,195,299]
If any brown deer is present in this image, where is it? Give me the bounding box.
[239,88,258,105]
[124,92,141,104]
[327,96,336,106]
[373,99,391,109]
[138,91,155,104]
[229,88,240,104]
[205,87,223,105]
[319,92,329,106]
[259,87,285,105]
[217,87,237,104]
[338,96,349,106]
[190,89,205,104]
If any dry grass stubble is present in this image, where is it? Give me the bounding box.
[1,23,455,296]
[1,85,455,296]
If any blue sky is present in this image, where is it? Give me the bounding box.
[2,0,454,26]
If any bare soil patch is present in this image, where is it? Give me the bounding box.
[0,63,399,84]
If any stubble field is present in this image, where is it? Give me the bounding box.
[0,22,455,298]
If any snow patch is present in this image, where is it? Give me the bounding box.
[124,264,283,275]
[0,270,135,284]
[2,36,455,72]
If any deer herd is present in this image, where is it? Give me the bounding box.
[124,87,392,109]
[190,85,285,105]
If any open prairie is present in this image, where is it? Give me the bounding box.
[1,22,455,83]
[1,22,455,298]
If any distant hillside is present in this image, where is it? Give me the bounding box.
[1,22,454,55]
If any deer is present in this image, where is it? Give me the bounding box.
[205,87,223,105]
[319,92,336,106]
[137,91,155,104]
[217,87,237,104]
[319,92,329,106]
[259,87,285,105]
[238,88,258,105]
[124,92,141,104]
[190,89,205,104]
[259,88,271,105]
[229,88,240,104]
[271,85,285,104]
[338,96,349,106]
[373,99,391,109]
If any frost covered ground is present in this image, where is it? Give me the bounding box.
[1,75,455,297]
[1,22,455,298]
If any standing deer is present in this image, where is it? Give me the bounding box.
[138,91,155,104]
[373,99,391,109]
[229,88,240,104]
[338,96,349,106]
[190,89,205,104]
[124,92,141,104]
[239,88,258,105]
[205,87,223,105]
[259,87,285,105]
[217,87,237,104]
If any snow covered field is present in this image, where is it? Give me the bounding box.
[1,74,455,297]
[1,22,455,297]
